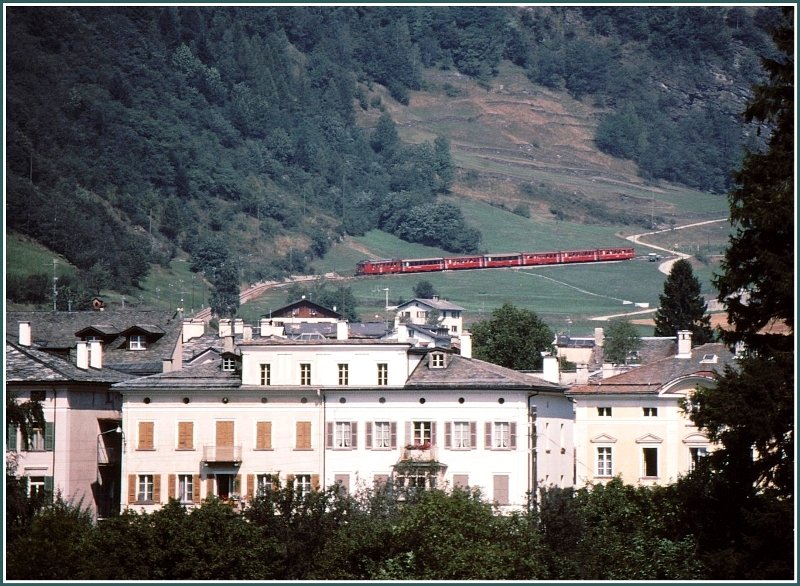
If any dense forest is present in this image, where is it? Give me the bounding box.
[6,6,778,304]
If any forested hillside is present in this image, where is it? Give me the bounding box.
[6,6,778,307]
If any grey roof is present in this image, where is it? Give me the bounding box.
[406,353,564,391]
[113,357,241,391]
[7,310,182,377]
[6,341,126,384]
[568,343,735,396]
[182,332,226,362]
[349,322,390,339]
[396,298,464,312]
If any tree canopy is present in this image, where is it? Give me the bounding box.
[471,302,553,370]
[602,320,642,365]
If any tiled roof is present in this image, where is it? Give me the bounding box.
[182,332,226,362]
[7,310,182,377]
[6,341,126,384]
[406,353,564,391]
[567,343,735,396]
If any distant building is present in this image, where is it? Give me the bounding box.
[394,297,464,336]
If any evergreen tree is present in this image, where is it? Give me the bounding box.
[653,259,713,344]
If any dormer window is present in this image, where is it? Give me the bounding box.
[700,354,718,364]
[222,356,236,372]
[430,352,445,369]
[129,335,146,350]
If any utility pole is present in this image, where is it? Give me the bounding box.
[52,259,58,311]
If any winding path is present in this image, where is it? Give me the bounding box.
[626,218,728,275]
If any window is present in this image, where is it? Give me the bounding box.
[395,469,437,491]
[129,335,146,350]
[28,476,47,499]
[260,364,271,386]
[430,353,445,368]
[137,422,154,450]
[296,421,312,450]
[256,474,274,496]
[338,364,349,386]
[689,447,708,471]
[412,421,433,446]
[597,407,612,417]
[177,422,193,450]
[138,474,154,502]
[596,447,613,477]
[450,421,474,449]
[416,311,427,319]
[334,474,350,492]
[300,363,311,386]
[377,363,388,386]
[335,422,353,448]
[295,474,312,497]
[450,325,458,333]
[487,421,516,449]
[642,447,658,477]
[216,474,234,499]
[178,474,194,503]
[643,407,658,417]
[256,421,272,450]
[452,474,469,489]
[222,356,235,371]
[29,427,46,451]
[373,422,393,449]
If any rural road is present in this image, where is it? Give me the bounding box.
[625,218,728,275]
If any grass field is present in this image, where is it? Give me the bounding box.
[6,233,77,279]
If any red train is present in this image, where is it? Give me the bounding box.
[355,247,635,276]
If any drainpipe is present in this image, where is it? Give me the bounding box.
[317,388,326,490]
[527,391,539,512]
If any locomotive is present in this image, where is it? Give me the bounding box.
[355,247,635,276]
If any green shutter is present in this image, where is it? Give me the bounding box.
[7,424,18,450]
[44,422,55,451]
[44,476,54,498]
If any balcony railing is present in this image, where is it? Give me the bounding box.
[401,446,438,462]
[202,445,243,464]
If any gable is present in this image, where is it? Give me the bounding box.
[590,433,618,443]
[635,433,663,444]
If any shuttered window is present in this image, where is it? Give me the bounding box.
[453,474,469,489]
[367,421,396,449]
[256,421,272,450]
[493,474,509,505]
[446,421,476,449]
[138,422,154,450]
[177,422,193,450]
[334,474,350,492]
[296,421,312,450]
[485,421,516,450]
[7,424,17,450]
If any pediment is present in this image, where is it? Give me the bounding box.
[590,433,617,444]
[635,433,663,444]
[682,432,709,445]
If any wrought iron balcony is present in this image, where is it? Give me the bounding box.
[202,445,243,464]
[401,445,438,462]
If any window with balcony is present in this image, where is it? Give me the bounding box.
[596,447,613,477]
[300,363,311,386]
[377,363,388,386]
[338,363,349,386]
[411,421,433,446]
[260,364,271,386]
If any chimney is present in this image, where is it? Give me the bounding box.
[182,319,205,342]
[18,322,31,347]
[459,331,472,359]
[233,318,244,335]
[397,324,409,343]
[162,358,173,373]
[76,341,89,370]
[336,320,349,341]
[594,327,604,347]
[676,330,692,358]
[224,335,235,354]
[89,340,102,369]
[542,355,559,383]
[576,364,589,385]
[218,319,232,338]
[243,326,252,341]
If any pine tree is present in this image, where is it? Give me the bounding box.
[653,258,713,344]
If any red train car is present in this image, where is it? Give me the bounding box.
[356,246,634,276]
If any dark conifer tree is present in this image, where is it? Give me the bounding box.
[653,258,713,344]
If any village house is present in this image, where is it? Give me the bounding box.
[567,331,736,487]
[5,310,184,518]
[394,297,464,336]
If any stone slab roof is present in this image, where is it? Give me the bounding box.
[113,357,240,391]
[406,353,564,391]
[396,298,465,312]
[6,341,126,384]
[568,342,735,396]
